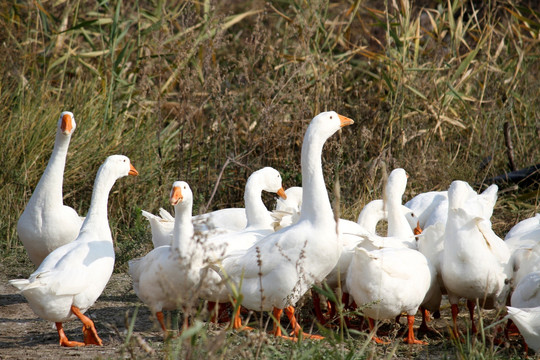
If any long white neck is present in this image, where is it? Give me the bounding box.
[172,200,194,256]
[28,130,71,209]
[357,199,386,234]
[386,189,414,238]
[80,166,117,238]
[244,177,272,228]
[299,125,334,224]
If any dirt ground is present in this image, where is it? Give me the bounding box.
[0,262,162,360]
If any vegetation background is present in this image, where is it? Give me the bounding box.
[0,0,539,358]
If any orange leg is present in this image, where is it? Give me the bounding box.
[156,311,167,332]
[404,315,427,345]
[423,308,430,323]
[232,305,242,329]
[272,307,286,338]
[368,318,390,344]
[284,306,302,337]
[272,307,299,341]
[418,306,434,333]
[70,306,102,346]
[56,322,85,347]
[285,306,324,340]
[231,302,253,331]
[272,307,307,341]
[466,300,477,334]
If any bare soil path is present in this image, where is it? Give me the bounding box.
[0,263,160,359]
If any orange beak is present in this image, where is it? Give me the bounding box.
[129,164,139,176]
[338,114,354,128]
[414,221,423,236]
[61,113,73,135]
[277,187,287,200]
[170,186,183,205]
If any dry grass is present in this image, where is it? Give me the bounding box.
[0,0,539,358]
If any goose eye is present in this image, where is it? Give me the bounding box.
[330,116,333,119]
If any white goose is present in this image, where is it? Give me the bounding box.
[385,170,440,333]
[143,167,286,248]
[216,111,353,339]
[10,155,138,347]
[416,184,499,324]
[199,167,288,322]
[346,246,433,344]
[345,169,434,344]
[129,181,204,333]
[17,111,83,267]
[441,180,511,337]
[325,168,417,299]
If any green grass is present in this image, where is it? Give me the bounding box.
[1,0,539,358]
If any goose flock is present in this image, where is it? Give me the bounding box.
[8,110,540,352]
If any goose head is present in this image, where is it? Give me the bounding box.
[448,180,485,219]
[309,111,354,139]
[169,181,193,209]
[58,111,76,136]
[101,155,139,180]
[384,168,408,202]
[404,209,419,230]
[448,180,474,210]
[251,167,287,199]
